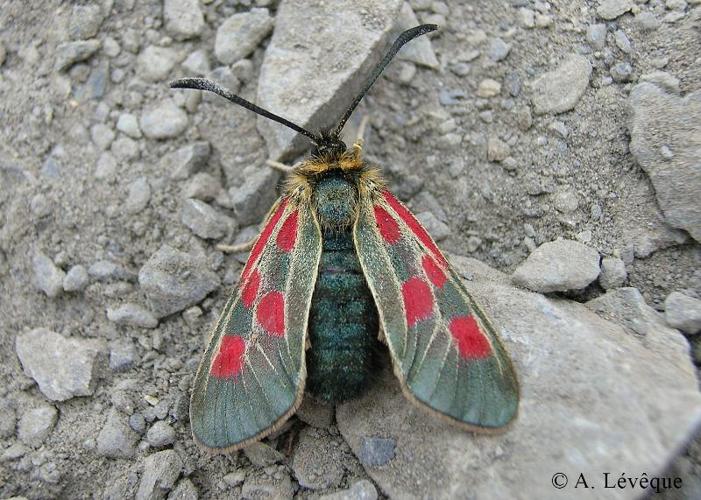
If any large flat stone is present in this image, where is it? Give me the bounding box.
[337,259,701,499]
[629,83,701,243]
[256,0,403,160]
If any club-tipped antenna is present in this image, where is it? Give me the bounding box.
[170,77,320,144]
[332,24,438,139]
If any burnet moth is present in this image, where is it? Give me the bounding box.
[171,24,519,452]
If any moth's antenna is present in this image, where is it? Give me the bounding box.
[170,78,320,144]
[332,24,438,139]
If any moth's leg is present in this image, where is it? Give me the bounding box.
[216,240,255,253]
[377,325,387,345]
[266,159,294,173]
[351,115,370,155]
[355,114,369,145]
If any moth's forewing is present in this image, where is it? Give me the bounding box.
[189,197,322,451]
[354,188,519,430]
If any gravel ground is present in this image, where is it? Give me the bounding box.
[1,0,700,499]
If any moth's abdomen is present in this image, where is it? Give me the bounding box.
[307,230,380,403]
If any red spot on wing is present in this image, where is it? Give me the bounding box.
[211,335,246,378]
[276,210,299,252]
[449,316,492,359]
[257,291,285,336]
[422,254,447,288]
[374,205,400,244]
[402,277,434,327]
[382,191,448,266]
[241,269,260,308]
[241,198,289,282]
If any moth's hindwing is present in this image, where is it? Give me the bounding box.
[354,189,519,430]
[190,196,322,451]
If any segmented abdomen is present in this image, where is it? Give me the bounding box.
[307,230,379,403]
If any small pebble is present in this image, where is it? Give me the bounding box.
[63,265,90,292]
[146,420,176,447]
[665,292,701,334]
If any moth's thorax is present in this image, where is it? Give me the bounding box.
[312,173,358,229]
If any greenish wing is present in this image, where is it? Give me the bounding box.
[354,189,519,430]
[190,196,322,451]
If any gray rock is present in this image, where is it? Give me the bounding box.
[0,404,16,439]
[214,8,274,65]
[68,4,104,40]
[163,142,211,180]
[137,46,179,82]
[15,328,104,401]
[181,49,210,76]
[109,339,137,371]
[75,59,110,101]
[586,287,669,337]
[487,37,511,62]
[129,413,147,434]
[136,450,183,500]
[614,30,632,54]
[476,78,501,98]
[33,251,65,298]
[91,123,116,150]
[415,212,450,242]
[1,443,29,461]
[319,480,378,500]
[243,442,284,467]
[95,152,117,179]
[181,172,221,201]
[394,2,439,69]
[138,245,220,318]
[518,8,536,28]
[629,83,701,242]
[97,409,139,458]
[0,41,6,66]
[140,101,188,140]
[636,11,661,31]
[146,421,176,447]
[512,239,600,292]
[107,303,159,329]
[17,404,58,447]
[665,292,701,334]
[486,135,510,162]
[223,471,246,487]
[257,0,403,159]
[125,177,151,214]
[337,260,701,499]
[610,61,633,82]
[586,23,607,51]
[357,436,396,466]
[230,167,279,226]
[640,71,680,94]
[167,479,198,500]
[553,190,579,213]
[531,54,592,115]
[88,260,136,282]
[117,113,143,139]
[164,0,206,41]
[599,256,627,289]
[181,198,236,240]
[291,427,345,490]
[63,264,90,292]
[597,0,633,20]
[110,137,139,163]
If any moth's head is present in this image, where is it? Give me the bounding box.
[311,132,347,161]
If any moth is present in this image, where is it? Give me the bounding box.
[172,25,519,452]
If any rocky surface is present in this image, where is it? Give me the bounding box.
[1,1,700,498]
[629,83,701,243]
[338,261,701,499]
